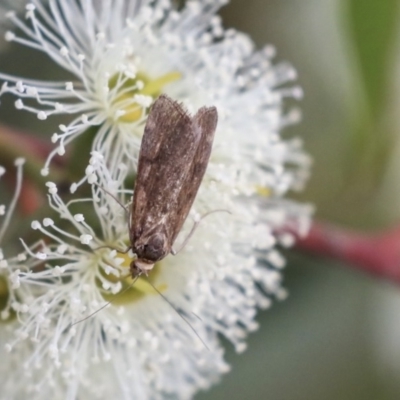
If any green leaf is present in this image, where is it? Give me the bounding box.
[346,0,399,118]
[342,0,400,192]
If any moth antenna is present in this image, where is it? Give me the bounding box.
[67,274,141,329]
[93,182,133,239]
[191,311,204,322]
[93,183,131,216]
[171,209,231,255]
[144,276,210,351]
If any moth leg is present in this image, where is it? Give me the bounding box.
[171,209,231,255]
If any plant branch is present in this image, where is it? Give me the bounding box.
[296,221,400,284]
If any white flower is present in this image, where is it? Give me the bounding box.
[0,1,313,399]
[8,169,230,399]
[3,149,309,399]
[0,158,51,398]
[0,160,26,328]
[0,0,308,188]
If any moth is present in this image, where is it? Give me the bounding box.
[129,94,218,277]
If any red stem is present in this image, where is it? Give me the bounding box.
[297,222,400,284]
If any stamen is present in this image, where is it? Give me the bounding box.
[0,158,25,242]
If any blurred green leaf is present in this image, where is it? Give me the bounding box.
[342,0,400,193]
[346,0,399,118]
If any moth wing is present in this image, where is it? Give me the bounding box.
[131,95,201,244]
[168,106,218,244]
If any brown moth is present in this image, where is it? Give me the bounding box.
[129,94,218,277]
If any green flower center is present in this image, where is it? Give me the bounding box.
[100,250,167,305]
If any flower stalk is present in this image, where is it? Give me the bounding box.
[297,221,400,285]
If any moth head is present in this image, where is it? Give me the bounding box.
[131,232,169,277]
[134,232,169,262]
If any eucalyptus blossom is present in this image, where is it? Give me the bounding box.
[0,1,312,399]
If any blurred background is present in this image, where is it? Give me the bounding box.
[1,0,400,399]
[198,1,400,399]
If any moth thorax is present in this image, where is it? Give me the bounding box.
[130,259,154,277]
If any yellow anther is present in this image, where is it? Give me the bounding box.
[100,250,167,304]
[109,70,182,123]
[256,186,271,197]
